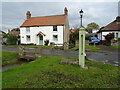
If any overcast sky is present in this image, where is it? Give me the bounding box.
[1,1,119,32]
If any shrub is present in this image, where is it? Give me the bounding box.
[85,35,92,40]
[69,43,75,49]
[69,30,79,46]
[104,33,114,46]
[44,39,49,46]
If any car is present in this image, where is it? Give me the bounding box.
[89,37,100,45]
[1,40,6,45]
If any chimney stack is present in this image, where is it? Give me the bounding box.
[64,7,68,16]
[26,11,31,19]
[116,16,120,22]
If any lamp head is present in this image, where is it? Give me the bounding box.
[79,9,84,16]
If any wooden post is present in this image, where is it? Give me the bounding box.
[64,42,68,50]
[18,46,24,58]
[35,47,41,58]
[51,43,55,49]
[79,27,86,68]
[94,42,96,47]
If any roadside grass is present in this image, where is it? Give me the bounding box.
[2,45,19,47]
[2,56,119,88]
[85,45,100,51]
[2,51,18,66]
[71,45,100,51]
[70,46,79,50]
[111,46,120,49]
[2,44,51,48]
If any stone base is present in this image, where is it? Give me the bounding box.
[81,66,88,70]
[60,59,78,65]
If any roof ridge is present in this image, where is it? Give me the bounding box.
[31,14,65,18]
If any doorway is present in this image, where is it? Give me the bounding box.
[39,35,43,45]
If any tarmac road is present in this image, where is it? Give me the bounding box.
[1,46,119,66]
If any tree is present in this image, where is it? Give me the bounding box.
[7,34,18,45]
[3,33,8,38]
[86,22,99,33]
[11,28,20,31]
[69,29,79,47]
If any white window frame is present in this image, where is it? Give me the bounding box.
[53,25,57,31]
[53,35,58,41]
[26,27,30,33]
[26,35,31,42]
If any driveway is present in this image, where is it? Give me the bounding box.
[1,46,119,66]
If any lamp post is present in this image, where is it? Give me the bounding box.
[79,9,86,69]
[79,9,83,27]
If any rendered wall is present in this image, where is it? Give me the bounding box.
[20,26,64,45]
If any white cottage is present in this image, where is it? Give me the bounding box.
[20,7,69,46]
[97,16,120,40]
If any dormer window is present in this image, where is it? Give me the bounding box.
[53,25,57,31]
[26,27,30,33]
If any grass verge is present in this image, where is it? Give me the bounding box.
[2,56,119,88]
[2,45,51,49]
[111,46,120,49]
[2,51,18,66]
[71,45,100,51]
[85,45,100,51]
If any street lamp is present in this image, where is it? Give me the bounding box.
[79,9,84,27]
[79,9,87,69]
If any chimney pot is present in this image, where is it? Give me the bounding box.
[64,7,68,15]
[26,11,31,19]
[116,16,120,22]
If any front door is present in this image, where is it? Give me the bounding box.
[39,35,43,45]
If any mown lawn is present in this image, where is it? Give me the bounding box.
[2,56,119,88]
[2,51,18,66]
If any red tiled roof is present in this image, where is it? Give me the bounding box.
[101,16,120,31]
[20,15,67,27]
[8,31,20,35]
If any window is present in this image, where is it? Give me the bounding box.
[116,33,118,39]
[53,25,57,31]
[26,35,31,42]
[53,35,58,41]
[26,27,30,33]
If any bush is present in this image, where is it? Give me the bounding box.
[54,46,64,50]
[102,33,114,46]
[7,34,18,45]
[44,40,49,46]
[118,38,120,41]
[69,30,79,46]
[105,43,111,46]
[69,43,75,49]
[85,35,92,40]
[104,33,114,43]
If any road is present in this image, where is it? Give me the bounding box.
[1,46,120,66]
